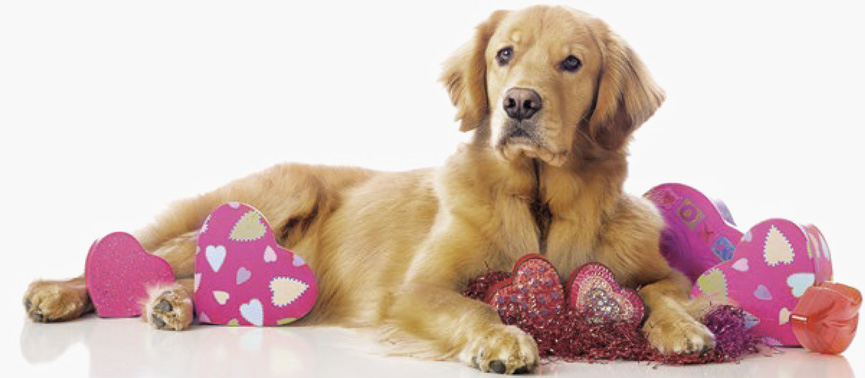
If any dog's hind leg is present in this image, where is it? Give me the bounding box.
[24,163,371,325]
[138,164,372,330]
[140,230,199,330]
[22,177,221,324]
[22,194,213,324]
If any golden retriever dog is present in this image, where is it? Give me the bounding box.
[24,5,715,374]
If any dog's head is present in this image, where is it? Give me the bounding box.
[442,6,664,166]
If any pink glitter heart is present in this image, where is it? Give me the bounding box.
[487,254,565,320]
[566,263,645,323]
[85,232,175,318]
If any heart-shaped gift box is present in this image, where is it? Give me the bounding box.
[85,232,175,317]
[647,183,836,346]
[645,183,743,283]
[195,203,317,326]
[691,219,833,345]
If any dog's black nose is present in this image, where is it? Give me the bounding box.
[503,88,542,121]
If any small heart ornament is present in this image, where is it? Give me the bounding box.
[85,232,175,317]
[692,219,833,345]
[487,254,565,320]
[645,183,743,283]
[567,263,644,323]
[195,203,317,326]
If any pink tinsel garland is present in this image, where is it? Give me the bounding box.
[463,271,761,364]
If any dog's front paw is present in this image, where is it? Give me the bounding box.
[143,284,193,331]
[458,324,538,375]
[643,311,715,354]
[23,280,90,322]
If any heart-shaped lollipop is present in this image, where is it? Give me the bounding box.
[85,232,175,317]
[195,203,317,326]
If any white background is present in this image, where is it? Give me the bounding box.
[1,1,863,377]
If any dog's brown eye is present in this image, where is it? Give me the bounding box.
[496,47,514,66]
[561,55,582,72]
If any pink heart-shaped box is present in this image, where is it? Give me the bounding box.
[487,254,565,320]
[645,183,743,283]
[567,263,644,323]
[85,232,175,318]
[692,219,833,345]
[195,203,317,326]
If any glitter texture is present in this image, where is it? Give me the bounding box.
[464,270,761,364]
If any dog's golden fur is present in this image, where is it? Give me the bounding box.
[24,6,715,374]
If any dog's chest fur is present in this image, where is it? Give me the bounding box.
[498,156,620,276]
[528,159,553,254]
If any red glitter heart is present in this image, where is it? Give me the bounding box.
[791,281,861,354]
[566,263,645,324]
[486,254,565,320]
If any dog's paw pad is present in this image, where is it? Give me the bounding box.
[644,314,716,354]
[23,280,89,322]
[144,285,193,331]
[461,325,539,374]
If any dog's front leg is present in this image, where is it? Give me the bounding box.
[388,282,538,374]
[638,270,716,354]
[595,196,716,354]
[385,233,538,374]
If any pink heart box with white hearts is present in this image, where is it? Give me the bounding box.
[194,203,317,326]
[692,219,833,345]
[646,183,834,346]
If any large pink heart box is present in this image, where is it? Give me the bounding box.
[647,183,834,346]
[692,219,833,346]
[645,183,743,283]
[195,203,317,326]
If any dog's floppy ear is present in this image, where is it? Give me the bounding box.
[584,21,665,151]
[440,10,509,132]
